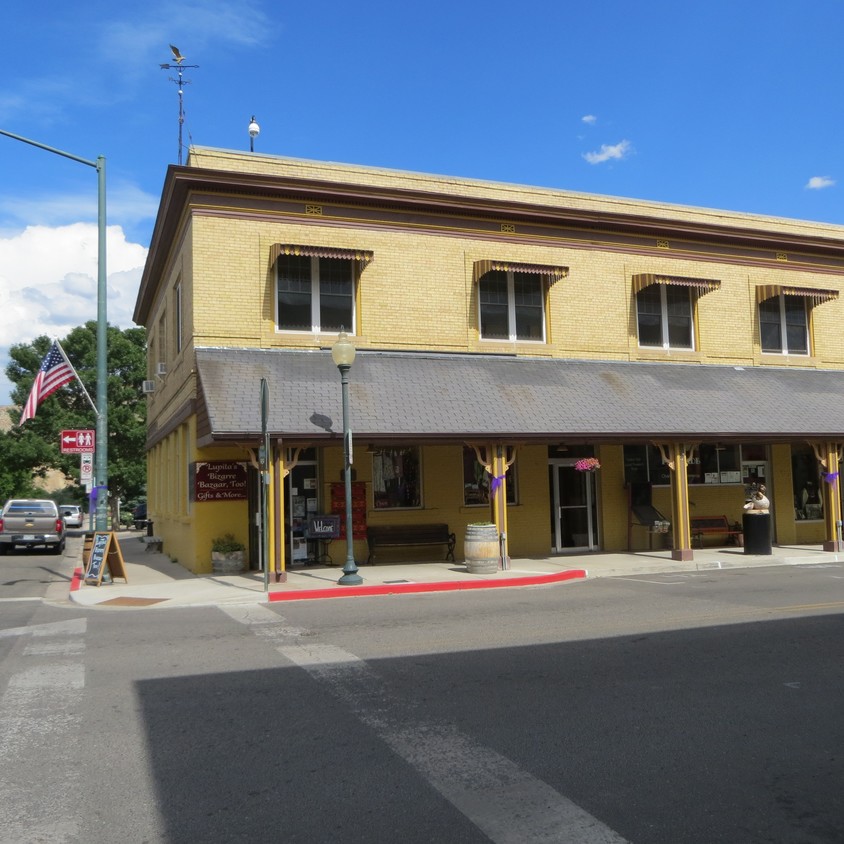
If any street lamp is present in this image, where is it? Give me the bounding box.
[331,330,362,585]
[0,128,109,531]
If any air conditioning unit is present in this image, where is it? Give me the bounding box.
[142,380,156,394]
[156,362,167,376]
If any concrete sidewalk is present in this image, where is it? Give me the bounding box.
[65,531,844,610]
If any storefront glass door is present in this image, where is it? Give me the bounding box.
[286,450,318,565]
[549,461,598,552]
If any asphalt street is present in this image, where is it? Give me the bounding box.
[1,546,843,842]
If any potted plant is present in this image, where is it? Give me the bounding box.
[211,533,246,574]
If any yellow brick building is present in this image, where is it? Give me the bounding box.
[134,147,844,574]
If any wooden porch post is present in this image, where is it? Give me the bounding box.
[273,441,287,582]
[811,441,844,552]
[656,442,695,561]
[469,442,518,569]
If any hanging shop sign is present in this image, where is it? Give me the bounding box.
[193,461,248,502]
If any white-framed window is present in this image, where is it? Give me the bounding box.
[479,270,545,342]
[276,254,354,333]
[636,283,694,349]
[759,294,808,355]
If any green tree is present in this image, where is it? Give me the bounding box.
[4,323,147,519]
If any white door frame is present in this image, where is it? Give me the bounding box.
[549,458,598,553]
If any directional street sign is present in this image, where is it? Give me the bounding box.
[60,429,95,454]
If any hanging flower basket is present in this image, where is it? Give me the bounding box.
[574,458,601,472]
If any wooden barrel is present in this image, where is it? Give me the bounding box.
[464,523,499,573]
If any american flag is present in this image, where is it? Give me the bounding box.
[18,342,76,425]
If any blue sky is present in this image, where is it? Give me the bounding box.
[2,0,844,404]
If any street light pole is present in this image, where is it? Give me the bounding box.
[0,129,108,530]
[331,331,363,586]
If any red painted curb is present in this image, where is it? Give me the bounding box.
[267,568,586,602]
[70,567,84,592]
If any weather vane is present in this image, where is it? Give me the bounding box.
[160,44,199,165]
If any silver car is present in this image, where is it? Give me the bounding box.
[60,505,84,529]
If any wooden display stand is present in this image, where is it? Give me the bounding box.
[84,531,129,586]
[626,483,671,551]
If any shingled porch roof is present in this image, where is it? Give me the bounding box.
[192,347,844,448]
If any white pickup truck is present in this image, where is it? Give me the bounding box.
[0,499,66,555]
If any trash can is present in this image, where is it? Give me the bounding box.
[742,512,772,555]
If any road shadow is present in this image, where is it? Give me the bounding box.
[129,611,844,843]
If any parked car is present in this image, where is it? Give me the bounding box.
[0,499,66,554]
[59,504,84,529]
[132,502,148,531]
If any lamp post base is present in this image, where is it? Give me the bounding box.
[338,568,363,586]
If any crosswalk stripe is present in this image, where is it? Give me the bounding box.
[0,617,86,841]
[221,605,629,844]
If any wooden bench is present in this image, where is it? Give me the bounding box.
[690,516,742,548]
[367,523,456,564]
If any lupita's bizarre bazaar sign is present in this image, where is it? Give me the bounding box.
[193,461,248,501]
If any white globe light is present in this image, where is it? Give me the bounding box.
[331,331,356,367]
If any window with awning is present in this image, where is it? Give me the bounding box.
[632,274,719,351]
[272,244,373,334]
[474,260,568,342]
[755,285,838,355]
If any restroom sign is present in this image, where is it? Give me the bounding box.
[61,430,95,453]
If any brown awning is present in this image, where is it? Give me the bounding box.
[632,273,721,295]
[473,259,569,285]
[269,243,374,266]
[755,284,839,306]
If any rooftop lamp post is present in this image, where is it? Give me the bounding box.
[332,330,363,585]
[248,116,260,152]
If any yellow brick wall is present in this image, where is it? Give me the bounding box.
[597,445,629,551]
[176,212,844,373]
[147,415,252,574]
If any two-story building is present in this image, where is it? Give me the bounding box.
[134,146,844,574]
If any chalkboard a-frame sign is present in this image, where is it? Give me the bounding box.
[84,532,128,586]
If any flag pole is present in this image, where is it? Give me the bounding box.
[54,339,99,418]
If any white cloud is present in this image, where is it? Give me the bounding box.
[583,140,632,165]
[0,182,159,232]
[99,0,272,72]
[581,115,597,125]
[0,223,147,404]
[806,175,835,190]
[1,1,273,122]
